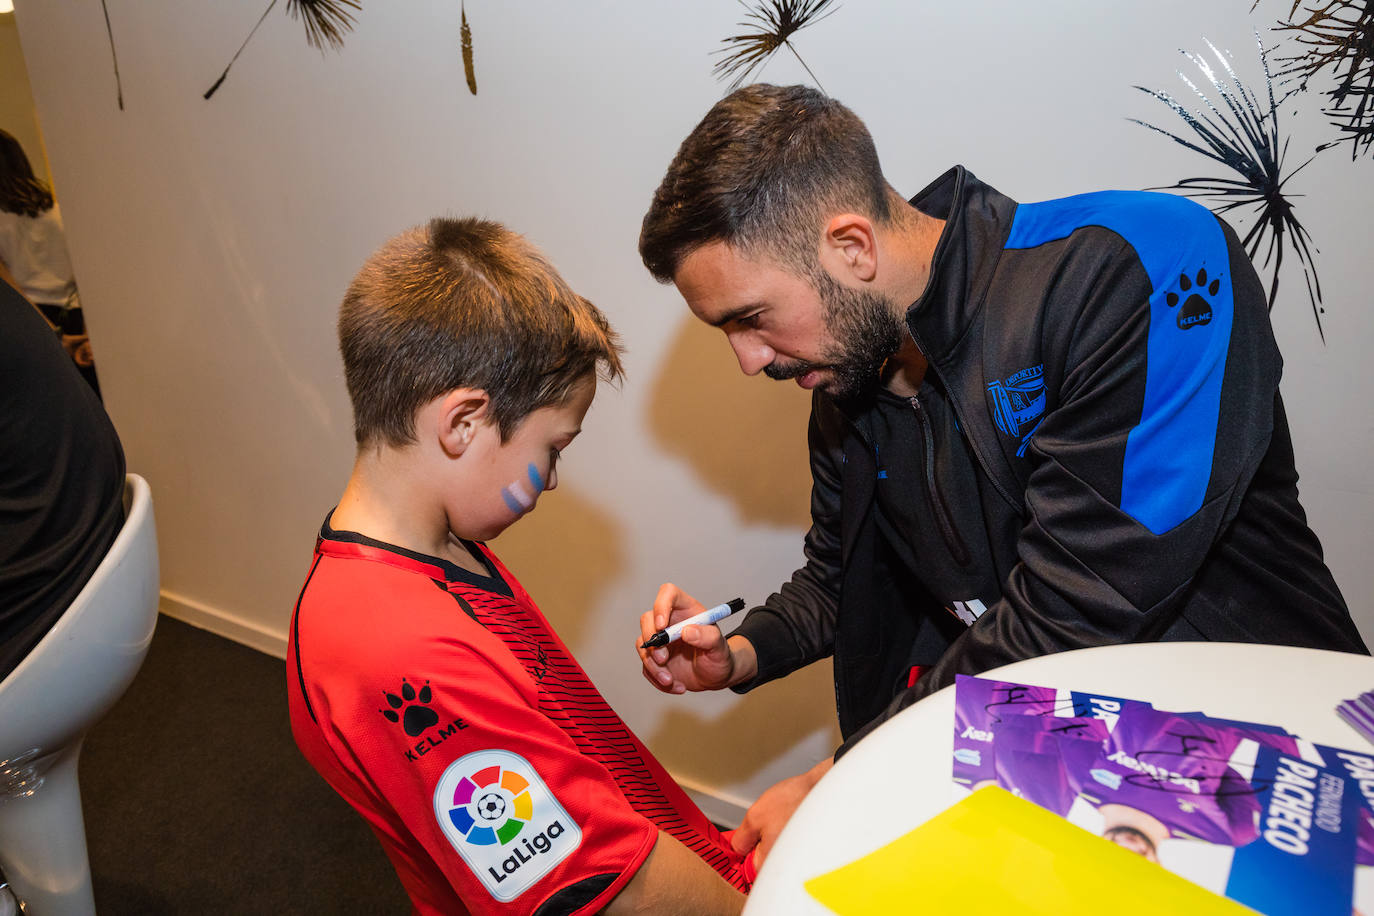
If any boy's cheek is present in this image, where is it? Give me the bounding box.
[500,480,537,516]
[500,462,548,515]
[525,461,548,492]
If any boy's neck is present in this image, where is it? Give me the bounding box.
[330,445,488,577]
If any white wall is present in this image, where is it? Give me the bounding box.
[12,0,1372,815]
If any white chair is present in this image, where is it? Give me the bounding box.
[0,474,159,915]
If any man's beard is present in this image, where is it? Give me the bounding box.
[764,271,904,399]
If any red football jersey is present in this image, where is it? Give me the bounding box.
[288,520,749,914]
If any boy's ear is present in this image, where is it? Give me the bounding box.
[432,388,492,457]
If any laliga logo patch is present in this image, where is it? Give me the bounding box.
[433,749,581,902]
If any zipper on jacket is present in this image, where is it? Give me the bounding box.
[904,327,1023,514]
[908,395,972,567]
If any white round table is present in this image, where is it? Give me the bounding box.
[742,642,1374,914]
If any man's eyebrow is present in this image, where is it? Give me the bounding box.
[707,304,760,328]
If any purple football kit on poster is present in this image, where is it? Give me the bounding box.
[952,674,1139,789]
[952,676,1059,787]
[1079,707,1265,846]
[992,715,1108,816]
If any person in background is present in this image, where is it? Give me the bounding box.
[0,128,98,395]
[0,275,125,682]
[635,83,1369,872]
[288,217,749,915]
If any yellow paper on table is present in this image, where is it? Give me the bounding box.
[804,786,1255,916]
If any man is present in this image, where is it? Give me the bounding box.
[635,83,1368,867]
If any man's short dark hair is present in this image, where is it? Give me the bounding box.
[339,217,623,448]
[639,83,891,283]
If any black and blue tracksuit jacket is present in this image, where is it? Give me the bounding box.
[730,166,1368,755]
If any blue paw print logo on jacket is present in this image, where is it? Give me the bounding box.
[1167,268,1219,331]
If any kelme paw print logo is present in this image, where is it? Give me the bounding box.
[380,679,440,737]
[1166,268,1218,331]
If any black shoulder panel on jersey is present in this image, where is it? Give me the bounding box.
[532,874,617,915]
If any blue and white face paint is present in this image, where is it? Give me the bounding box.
[470,378,592,540]
[501,462,546,516]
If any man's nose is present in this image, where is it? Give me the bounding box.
[728,334,774,377]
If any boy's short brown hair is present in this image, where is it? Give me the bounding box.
[339,217,623,448]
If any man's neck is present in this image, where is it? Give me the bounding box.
[881,336,928,398]
[878,202,945,397]
[880,199,945,305]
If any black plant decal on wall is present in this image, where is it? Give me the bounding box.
[461,1,477,95]
[1131,37,1326,341]
[714,0,839,91]
[100,0,123,110]
[1265,0,1374,158]
[204,0,361,100]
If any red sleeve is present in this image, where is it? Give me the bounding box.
[332,633,657,915]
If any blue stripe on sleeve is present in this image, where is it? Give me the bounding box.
[1005,191,1233,535]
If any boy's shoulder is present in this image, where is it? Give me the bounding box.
[292,532,507,666]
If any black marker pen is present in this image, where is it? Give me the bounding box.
[641,598,746,649]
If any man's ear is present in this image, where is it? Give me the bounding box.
[432,388,492,458]
[818,213,879,283]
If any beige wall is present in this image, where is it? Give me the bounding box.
[11,0,1373,819]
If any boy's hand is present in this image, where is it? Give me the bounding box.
[729,757,833,870]
[638,583,754,693]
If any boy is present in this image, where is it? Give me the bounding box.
[288,218,749,915]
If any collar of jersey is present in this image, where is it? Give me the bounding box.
[315,511,511,594]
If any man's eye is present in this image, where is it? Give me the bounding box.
[737,313,761,329]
